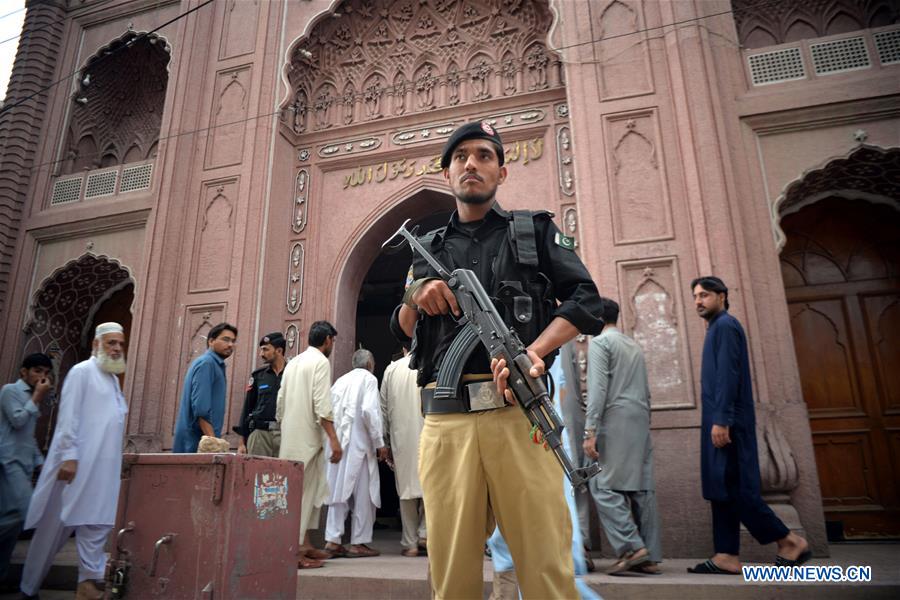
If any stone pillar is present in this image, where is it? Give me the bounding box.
[0,0,67,319]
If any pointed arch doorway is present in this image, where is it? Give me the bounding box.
[348,187,455,526]
[777,146,900,539]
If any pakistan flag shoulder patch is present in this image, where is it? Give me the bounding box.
[554,232,576,251]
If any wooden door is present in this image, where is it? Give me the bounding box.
[780,197,900,538]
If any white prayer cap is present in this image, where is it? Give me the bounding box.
[95,322,124,339]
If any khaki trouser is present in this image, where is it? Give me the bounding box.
[419,406,577,599]
[247,429,280,457]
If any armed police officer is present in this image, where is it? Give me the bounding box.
[235,333,287,457]
[390,122,604,599]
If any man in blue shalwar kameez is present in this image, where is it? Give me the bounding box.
[173,323,237,453]
[688,276,810,575]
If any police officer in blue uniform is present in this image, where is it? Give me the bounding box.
[235,332,286,457]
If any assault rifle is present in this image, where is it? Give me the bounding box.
[384,219,601,489]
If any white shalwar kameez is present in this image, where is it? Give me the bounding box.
[325,368,384,545]
[21,356,127,594]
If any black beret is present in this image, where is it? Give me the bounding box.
[440,121,505,169]
[259,332,286,349]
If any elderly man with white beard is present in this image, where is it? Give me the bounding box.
[20,323,128,600]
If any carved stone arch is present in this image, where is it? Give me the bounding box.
[330,178,456,375]
[772,145,900,252]
[61,31,171,175]
[21,253,135,451]
[522,41,552,92]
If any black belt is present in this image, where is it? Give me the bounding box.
[248,419,279,432]
[421,374,507,415]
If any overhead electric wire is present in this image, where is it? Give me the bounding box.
[20,0,778,176]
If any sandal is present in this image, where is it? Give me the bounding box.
[298,557,324,569]
[324,543,348,558]
[345,544,380,558]
[608,547,650,575]
[687,559,739,575]
[306,547,333,560]
[775,549,811,567]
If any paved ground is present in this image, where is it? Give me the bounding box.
[3,529,898,598]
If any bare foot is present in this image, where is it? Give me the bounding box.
[711,553,742,572]
[776,532,809,561]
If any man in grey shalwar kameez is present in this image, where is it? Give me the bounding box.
[583,299,661,575]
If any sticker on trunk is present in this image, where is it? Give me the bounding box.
[254,472,289,520]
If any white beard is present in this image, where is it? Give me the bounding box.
[95,349,126,374]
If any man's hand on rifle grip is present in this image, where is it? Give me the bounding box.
[491,349,545,405]
[413,280,461,317]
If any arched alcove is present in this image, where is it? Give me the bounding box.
[61,31,171,174]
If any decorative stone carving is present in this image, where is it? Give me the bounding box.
[557,126,575,197]
[524,43,550,91]
[206,67,251,169]
[293,170,309,233]
[287,242,304,314]
[191,180,237,291]
[363,74,386,120]
[392,122,456,145]
[446,63,462,105]
[414,64,438,110]
[606,112,673,243]
[591,0,652,99]
[732,0,897,49]
[561,204,579,249]
[62,32,170,174]
[621,260,693,409]
[756,403,805,534]
[313,83,336,130]
[469,55,493,101]
[284,0,559,129]
[291,89,309,134]
[219,0,260,59]
[772,146,900,252]
[341,83,355,125]
[285,322,300,358]
[501,53,518,95]
[298,148,310,162]
[392,70,408,116]
[317,136,382,158]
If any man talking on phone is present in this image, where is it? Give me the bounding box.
[0,353,52,585]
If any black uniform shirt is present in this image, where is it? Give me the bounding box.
[390,202,603,385]
[235,364,283,439]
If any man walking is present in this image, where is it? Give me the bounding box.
[688,276,809,575]
[391,121,604,598]
[0,353,52,582]
[277,320,342,569]
[236,333,286,457]
[323,349,387,558]
[20,323,128,599]
[583,299,661,575]
[380,344,427,557]
[173,323,237,453]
